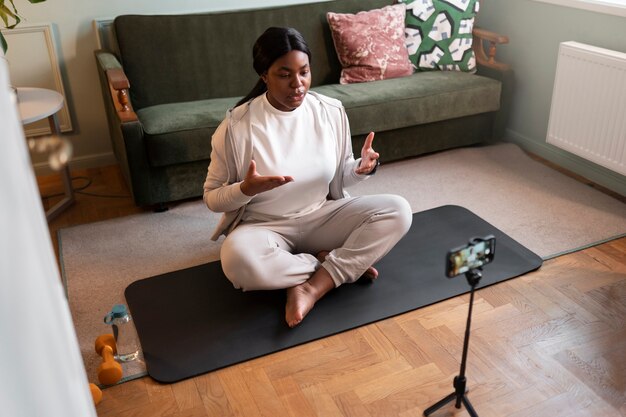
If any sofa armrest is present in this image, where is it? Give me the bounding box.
[106,68,138,123]
[94,50,139,124]
[472,27,510,71]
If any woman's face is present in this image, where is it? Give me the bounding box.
[262,50,311,111]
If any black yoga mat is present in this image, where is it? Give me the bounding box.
[125,205,542,383]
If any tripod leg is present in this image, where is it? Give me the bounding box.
[461,395,479,417]
[423,392,456,416]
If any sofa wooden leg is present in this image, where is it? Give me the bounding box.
[153,203,169,213]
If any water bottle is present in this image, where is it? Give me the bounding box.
[104,304,139,362]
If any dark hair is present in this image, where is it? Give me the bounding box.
[235,27,312,107]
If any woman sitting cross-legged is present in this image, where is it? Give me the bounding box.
[203,27,412,328]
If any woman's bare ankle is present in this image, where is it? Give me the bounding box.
[316,250,330,263]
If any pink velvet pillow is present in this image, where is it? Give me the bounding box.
[327,4,413,84]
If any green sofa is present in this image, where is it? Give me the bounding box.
[95,0,512,208]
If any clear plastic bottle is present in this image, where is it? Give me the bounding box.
[104,304,139,362]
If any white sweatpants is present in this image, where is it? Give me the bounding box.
[220,194,412,290]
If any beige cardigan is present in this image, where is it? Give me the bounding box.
[203,91,367,241]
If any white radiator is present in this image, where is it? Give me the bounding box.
[547,41,626,176]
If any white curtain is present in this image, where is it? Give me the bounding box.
[0,56,96,417]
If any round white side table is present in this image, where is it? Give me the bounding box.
[17,87,74,221]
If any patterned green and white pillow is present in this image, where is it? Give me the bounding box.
[398,0,479,72]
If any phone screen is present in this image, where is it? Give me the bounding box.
[446,237,495,278]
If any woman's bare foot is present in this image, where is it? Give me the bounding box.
[365,266,379,280]
[316,250,379,280]
[285,282,317,328]
[285,267,335,328]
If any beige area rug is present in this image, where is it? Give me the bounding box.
[59,143,626,386]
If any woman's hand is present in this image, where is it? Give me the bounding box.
[355,132,380,175]
[240,160,294,196]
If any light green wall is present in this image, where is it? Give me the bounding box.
[477,0,626,195]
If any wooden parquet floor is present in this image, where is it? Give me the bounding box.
[39,164,626,417]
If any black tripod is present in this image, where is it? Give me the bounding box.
[423,268,482,417]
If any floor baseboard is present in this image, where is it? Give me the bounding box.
[33,152,117,176]
[504,129,626,197]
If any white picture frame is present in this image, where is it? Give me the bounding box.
[1,23,72,136]
[93,18,115,52]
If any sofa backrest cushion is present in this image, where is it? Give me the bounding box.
[114,0,390,110]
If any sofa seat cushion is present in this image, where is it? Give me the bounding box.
[312,71,501,135]
[139,71,500,167]
[138,97,239,167]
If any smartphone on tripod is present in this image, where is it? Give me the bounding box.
[445,235,496,278]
